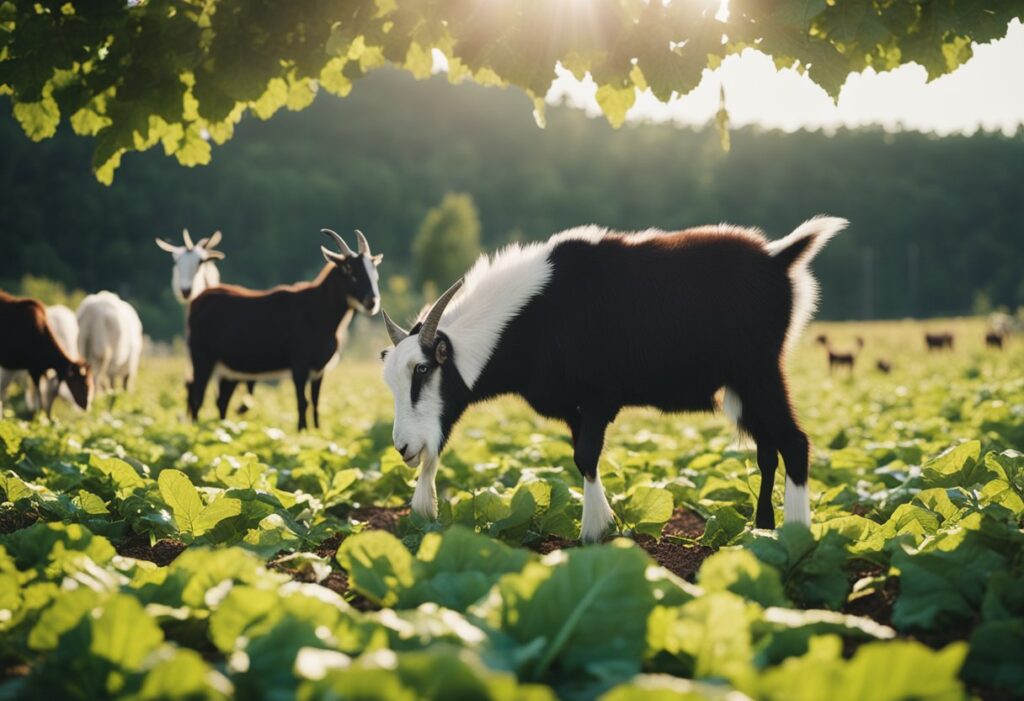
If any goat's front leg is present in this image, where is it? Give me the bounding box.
[573,406,617,544]
[411,453,439,519]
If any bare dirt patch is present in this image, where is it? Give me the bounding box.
[115,534,187,566]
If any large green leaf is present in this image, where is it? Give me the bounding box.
[758,637,968,701]
[474,540,656,685]
[336,530,415,608]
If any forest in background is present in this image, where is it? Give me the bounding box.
[2,68,1022,340]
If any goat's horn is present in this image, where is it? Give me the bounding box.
[418,278,463,349]
[382,310,409,345]
[182,228,194,249]
[355,229,370,255]
[321,228,355,257]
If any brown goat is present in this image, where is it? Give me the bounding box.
[186,231,382,431]
[985,331,1006,349]
[819,336,861,373]
[925,332,954,351]
[0,291,92,416]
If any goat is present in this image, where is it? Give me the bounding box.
[154,229,226,303]
[925,332,954,351]
[76,292,144,393]
[985,330,1006,349]
[876,359,892,374]
[186,230,382,431]
[155,229,257,414]
[821,336,862,374]
[0,305,80,411]
[381,216,848,542]
[0,291,92,416]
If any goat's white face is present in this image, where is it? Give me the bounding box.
[382,337,445,468]
[156,231,224,303]
[171,248,212,302]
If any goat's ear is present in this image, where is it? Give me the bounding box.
[203,249,226,261]
[434,337,451,365]
[372,253,383,266]
[322,246,345,265]
[155,238,178,253]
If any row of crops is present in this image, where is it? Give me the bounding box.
[1,321,1022,699]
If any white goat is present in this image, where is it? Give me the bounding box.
[154,229,225,302]
[0,305,81,411]
[76,292,143,393]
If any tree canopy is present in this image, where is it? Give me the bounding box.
[1,0,1020,182]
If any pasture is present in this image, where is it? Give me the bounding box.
[0,316,1021,700]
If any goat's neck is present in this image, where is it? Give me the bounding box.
[313,267,353,326]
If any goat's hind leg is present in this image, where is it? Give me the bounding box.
[732,371,811,529]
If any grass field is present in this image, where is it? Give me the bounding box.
[1,317,1021,700]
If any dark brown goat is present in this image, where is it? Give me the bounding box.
[925,332,954,351]
[875,359,892,374]
[0,291,92,415]
[819,335,862,373]
[985,330,1006,349]
[186,231,382,431]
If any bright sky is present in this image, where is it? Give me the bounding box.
[541,18,1024,135]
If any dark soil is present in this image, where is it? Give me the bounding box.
[315,506,409,560]
[634,535,714,581]
[842,562,897,626]
[662,508,707,540]
[348,505,409,532]
[0,508,39,535]
[533,536,578,555]
[530,508,713,581]
[319,570,378,611]
[315,533,346,560]
[114,534,187,566]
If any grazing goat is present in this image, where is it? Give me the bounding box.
[381,216,848,542]
[876,359,892,374]
[0,305,81,411]
[0,292,92,416]
[985,330,1006,349]
[819,336,862,374]
[925,332,954,351]
[155,229,256,414]
[76,292,144,393]
[186,230,382,431]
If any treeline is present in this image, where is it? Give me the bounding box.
[2,69,1022,340]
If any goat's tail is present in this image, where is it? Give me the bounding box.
[766,216,849,351]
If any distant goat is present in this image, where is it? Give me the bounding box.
[154,229,226,303]
[819,335,862,373]
[381,216,847,542]
[155,229,256,414]
[0,292,92,416]
[985,330,1006,349]
[76,292,144,393]
[925,332,954,351]
[875,359,892,374]
[187,230,382,431]
[0,305,80,411]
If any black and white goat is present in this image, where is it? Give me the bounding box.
[381,217,847,542]
[187,230,381,431]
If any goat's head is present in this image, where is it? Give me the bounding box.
[62,360,93,410]
[381,279,465,467]
[321,229,382,315]
[154,229,225,302]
